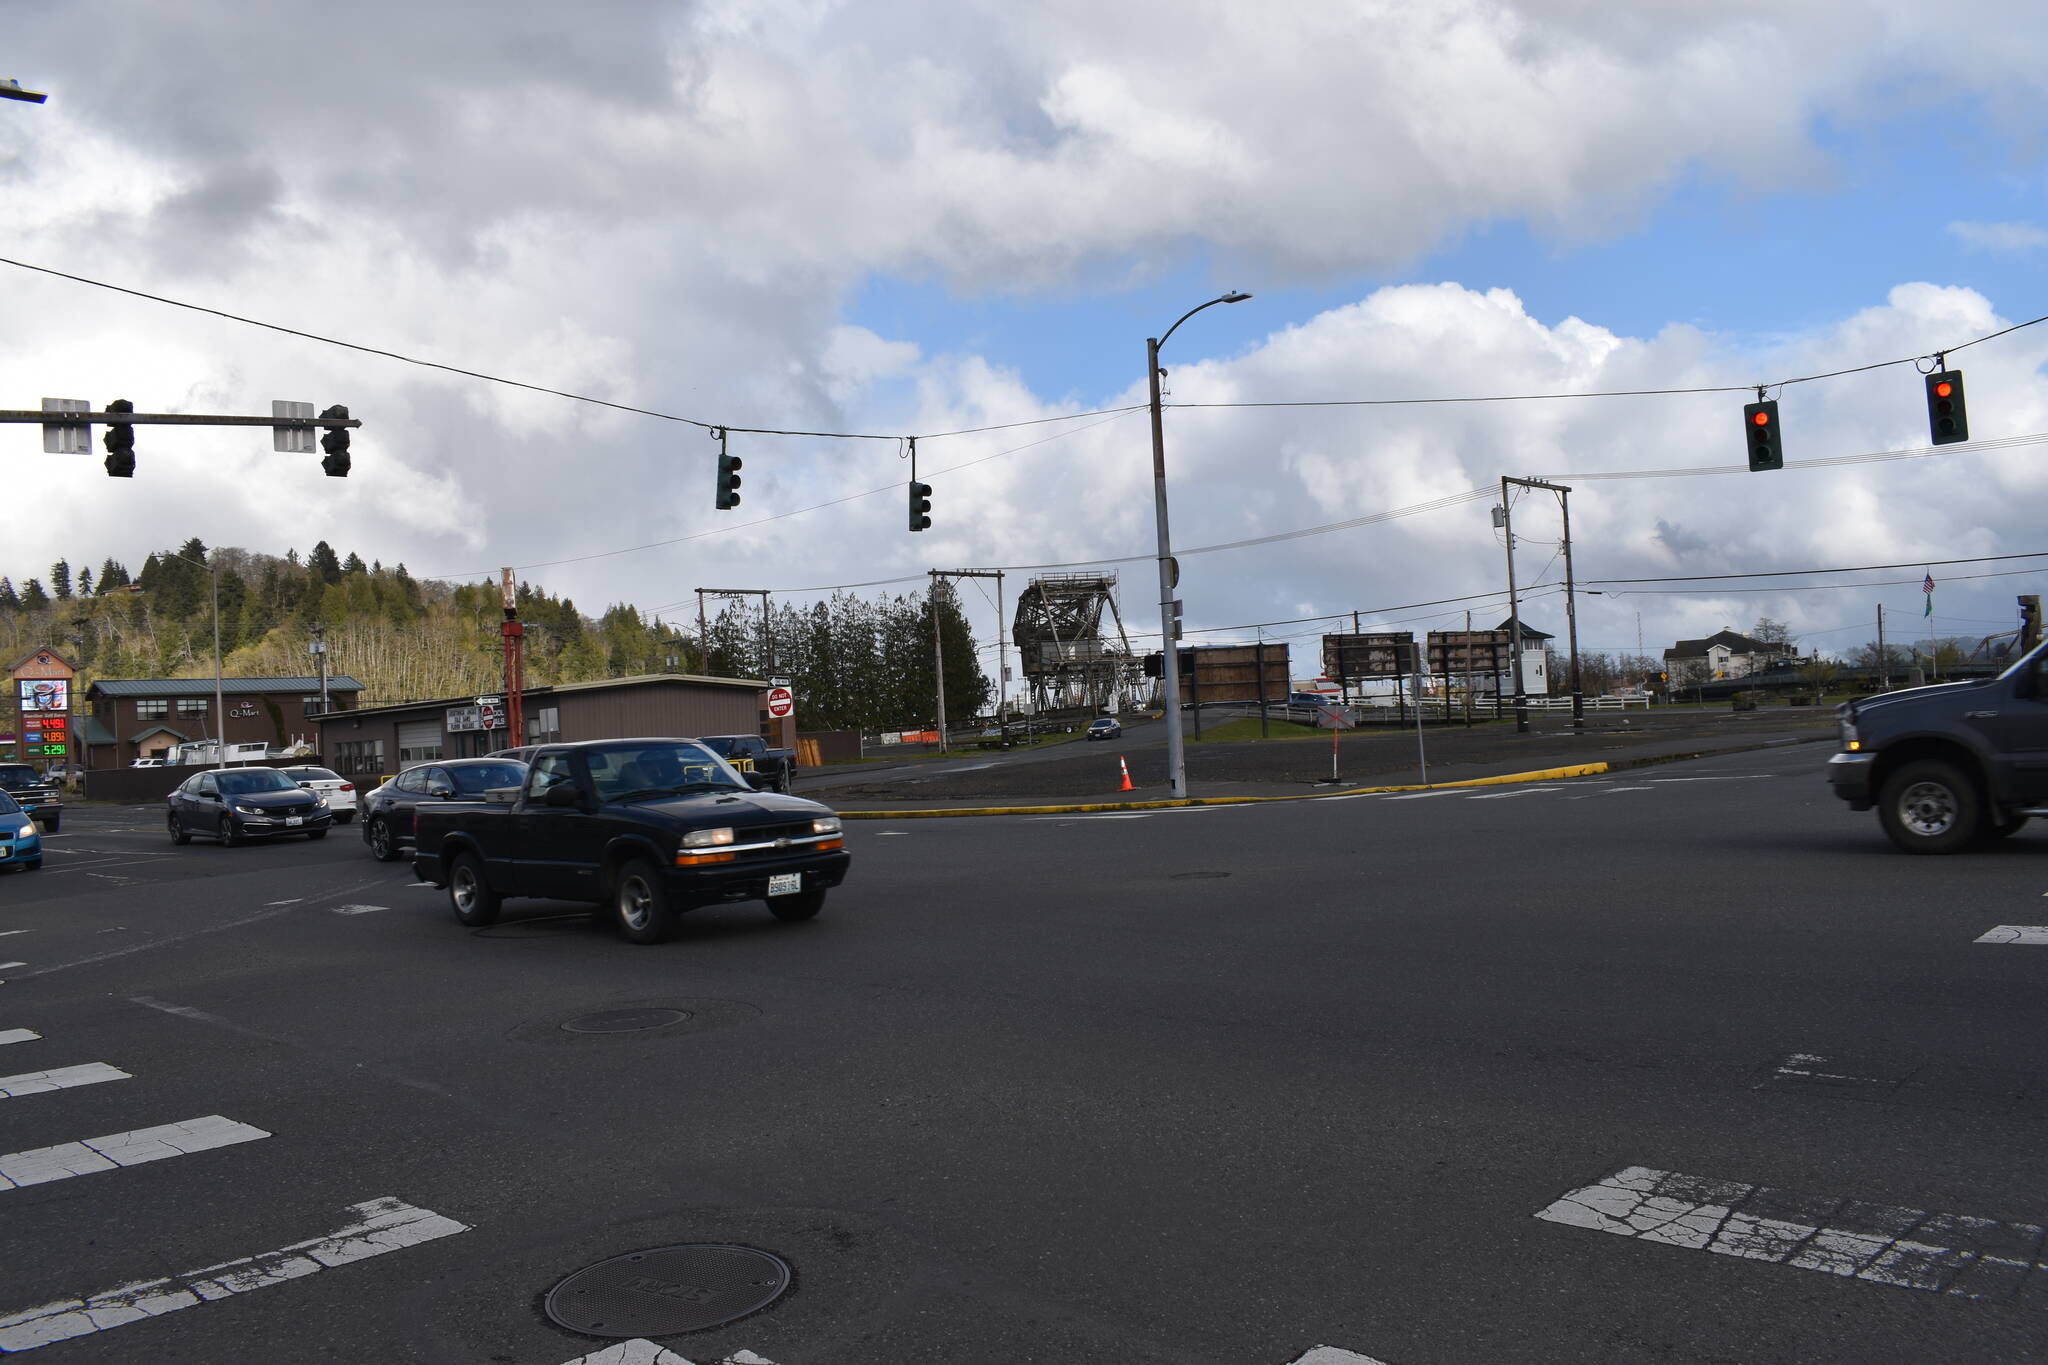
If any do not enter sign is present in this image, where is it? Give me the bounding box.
[766,686,795,719]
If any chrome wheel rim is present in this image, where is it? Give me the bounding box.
[452,866,478,912]
[369,822,389,857]
[1899,781,1958,838]
[619,876,653,931]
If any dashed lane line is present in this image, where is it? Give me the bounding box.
[0,1196,469,1352]
[0,1115,269,1191]
[1288,1352,1391,1365]
[1465,786,1565,801]
[330,904,389,916]
[1646,775,1776,782]
[1535,1164,2046,1298]
[0,1030,39,1046]
[0,1063,131,1099]
[1975,925,2048,945]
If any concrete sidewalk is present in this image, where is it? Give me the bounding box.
[812,708,1837,815]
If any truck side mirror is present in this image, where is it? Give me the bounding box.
[744,772,774,791]
[543,782,585,809]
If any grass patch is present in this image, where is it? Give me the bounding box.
[1187,717,1331,743]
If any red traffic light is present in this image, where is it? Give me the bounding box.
[1934,380,1953,398]
[1751,410,1771,426]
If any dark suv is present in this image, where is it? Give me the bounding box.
[0,764,60,832]
[1828,638,2048,853]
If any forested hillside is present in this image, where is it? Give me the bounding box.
[0,540,988,733]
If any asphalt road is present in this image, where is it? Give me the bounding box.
[3,751,2045,1364]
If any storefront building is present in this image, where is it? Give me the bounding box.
[83,676,364,769]
[313,673,773,781]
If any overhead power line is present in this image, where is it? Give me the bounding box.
[1586,549,2048,586]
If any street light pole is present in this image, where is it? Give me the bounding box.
[1151,291,1251,800]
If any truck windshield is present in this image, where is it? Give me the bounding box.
[0,765,41,788]
[1997,637,2048,681]
[585,742,748,801]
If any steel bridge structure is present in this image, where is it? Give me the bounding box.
[1010,573,1142,713]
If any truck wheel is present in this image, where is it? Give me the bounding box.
[768,886,826,921]
[774,773,791,794]
[612,859,676,944]
[366,817,401,862]
[448,852,501,926]
[1877,759,1981,855]
[40,814,59,834]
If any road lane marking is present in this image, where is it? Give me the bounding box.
[1381,791,1456,801]
[0,1030,39,1046]
[1600,786,1654,794]
[1466,786,1564,800]
[1976,926,2048,945]
[1647,775,1775,782]
[330,904,388,916]
[0,1196,468,1351]
[0,1115,269,1191]
[553,1344,780,1365]
[1535,1165,2046,1298]
[1287,1351,1392,1365]
[0,931,32,938]
[0,964,23,972]
[265,899,304,907]
[874,831,908,837]
[0,1063,132,1099]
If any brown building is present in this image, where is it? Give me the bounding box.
[313,673,778,782]
[82,675,364,769]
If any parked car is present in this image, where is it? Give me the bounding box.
[0,763,60,832]
[0,791,41,871]
[1085,716,1122,741]
[412,738,849,943]
[1828,636,2048,853]
[275,766,359,823]
[696,734,798,793]
[167,767,333,846]
[359,758,528,862]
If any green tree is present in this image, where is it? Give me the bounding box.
[98,558,130,591]
[307,541,343,584]
[341,551,367,576]
[50,560,72,600]
[179,538,209,567]
[76,566,94,597]
[0,578,17,611]
[20,578,49,610]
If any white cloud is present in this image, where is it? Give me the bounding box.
[1947,220,2048,252]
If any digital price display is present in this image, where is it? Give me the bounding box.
[37,742,66,757]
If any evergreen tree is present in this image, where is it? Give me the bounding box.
[0,578,16,611]
[216,568,249,655]
[307,541,343,584]
[178,538,209,567]
[341,551,367,575]
[98,558,130,591]
[50,560,72,600]
[76,567,94,597]
[20,578,49,610]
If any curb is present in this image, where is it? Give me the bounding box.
[837,762,1611,820]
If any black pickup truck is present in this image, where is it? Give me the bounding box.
[1828,637,2048,853]
[0,764,61,832]
[412,737,849,943]
[698,734,798,792]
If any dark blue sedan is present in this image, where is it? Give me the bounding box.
[168,767,333,846]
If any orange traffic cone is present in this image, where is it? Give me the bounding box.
[1118,755,1134,792]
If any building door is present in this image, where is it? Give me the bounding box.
[396,720,444,768]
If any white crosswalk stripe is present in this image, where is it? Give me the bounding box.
[0,1115,269,1190]
[0,1062,131,1099]
[0,1028,39,1046]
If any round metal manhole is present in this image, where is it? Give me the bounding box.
[561,1008,692,1034]
[544,1243,792,1337]
[1169,870,1232,880]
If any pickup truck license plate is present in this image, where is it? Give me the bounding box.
[767,873,802,897]
[286,816,304,827]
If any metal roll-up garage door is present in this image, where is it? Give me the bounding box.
[396,719,443,766]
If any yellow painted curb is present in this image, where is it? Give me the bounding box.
[837,761,1610,820]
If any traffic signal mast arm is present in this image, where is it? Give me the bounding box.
[1,407,362,431]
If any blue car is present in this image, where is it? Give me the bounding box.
[0,791,41,872]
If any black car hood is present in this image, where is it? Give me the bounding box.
[626,788,831,828]
[1845,678,1986,720]
[222,790,322,810]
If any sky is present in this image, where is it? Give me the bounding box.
[4,0,2048,697]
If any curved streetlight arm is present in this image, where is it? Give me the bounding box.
[1155,291,1252,356]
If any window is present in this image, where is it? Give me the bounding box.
[527,752,576,799]
[136,699,168,721]
[396,768,428,794]
[525,706,562,744]
[334,739,385,778]
[303,696,325,717]
[396,719,443,767]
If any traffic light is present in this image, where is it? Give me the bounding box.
[1925,369,1968,445]
[716,452,742,509]
[1743,399,1782,471]
[318,404,351,477]
[907,480,932,532]
[102,399,135,477]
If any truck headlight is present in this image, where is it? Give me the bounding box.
[1839,718,1860,752]
[811,816,842,835]
[681,827,736,849]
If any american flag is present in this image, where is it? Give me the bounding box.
[1923,572,1936,595]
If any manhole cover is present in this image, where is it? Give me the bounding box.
[545,1244,791,1336]
[562,1008,692,1034]
[1169,871,1231,880]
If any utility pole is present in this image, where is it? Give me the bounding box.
[1877,604,1888,690]
[1501,475,1581,728]
[1498,479,1527,734]
[310,621,330,720]
[1256,628,1269,738]
[500,568,525,749]
[930,572,949,754]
